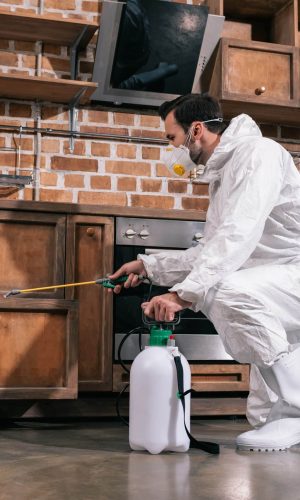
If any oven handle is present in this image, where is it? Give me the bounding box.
[144,248,185,255]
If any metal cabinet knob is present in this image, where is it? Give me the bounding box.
[124,228,137,239]
[255,86,266,95]
[193,232,204,242]
[139,229,150,239]
[86,227,95,237]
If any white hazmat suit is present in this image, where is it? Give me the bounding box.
[138,114,300,446]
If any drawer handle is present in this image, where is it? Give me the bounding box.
[86,227,95,237]
[255,86,266,95]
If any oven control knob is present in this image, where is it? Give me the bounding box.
[139,229,150,239]
[193,232,204,242]
[124,228,137,239]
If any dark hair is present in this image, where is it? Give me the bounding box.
[159,93,224,134]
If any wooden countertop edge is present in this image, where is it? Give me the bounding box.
[0,200,206,221]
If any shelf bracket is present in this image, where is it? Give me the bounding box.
[68,88,87,153]
[70,26,89,80]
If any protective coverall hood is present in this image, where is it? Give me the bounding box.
[197,113,262,183]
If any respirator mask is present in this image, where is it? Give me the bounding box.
[161,118,223,178]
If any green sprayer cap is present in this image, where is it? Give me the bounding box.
[149,326,173,346]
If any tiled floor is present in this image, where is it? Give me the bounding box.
[0,418,299,500]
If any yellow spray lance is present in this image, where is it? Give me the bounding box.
[3,275,146,298]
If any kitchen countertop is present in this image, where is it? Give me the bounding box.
[0,199,206,221]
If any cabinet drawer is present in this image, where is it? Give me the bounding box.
[191,364,249,392]
[226,46,292,101]
[205,38,299,110]
[113,363,249,393]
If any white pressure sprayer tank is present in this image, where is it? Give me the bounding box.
[129,326,191,454]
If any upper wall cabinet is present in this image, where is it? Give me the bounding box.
[203,0,300,125]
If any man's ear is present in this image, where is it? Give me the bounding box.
[192,121,203,139]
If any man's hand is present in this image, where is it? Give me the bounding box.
[108,260,146,294]
[141,292,192,322]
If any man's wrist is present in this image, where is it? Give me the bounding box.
[170,291,192,308]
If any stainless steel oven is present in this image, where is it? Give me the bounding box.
[114,216,232,361]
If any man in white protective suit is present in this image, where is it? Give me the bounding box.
[109,93,300,452]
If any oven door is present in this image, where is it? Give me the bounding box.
[114,245,232,361]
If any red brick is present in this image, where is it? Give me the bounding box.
[41,139,60,153]
[40,188,73,203]
[51,156,98,172]
[44,0,76,8]
[117,177,136,191]
[0,51,18,66]
[0,40,9,50]
[41,106,59,120]
[90,175,111,189]
[0,153,34,167]
[141,179,162,192]
[91,142,111,157]
[105,160,151,176]
[24,187,34,201]
[182,197,209,211]
[42,56,70,73]
[80,125,128,136]
[259,123,278,138]
[280,126,300,141]
[131,195,174,209]
[40,172,58,186]
[82,1,100,12]
[87,110,109,123]
[116,144,137,159]
[155,163,172,177]
[78,191,127,206]
[113,113,135,126]
[15,41,36,51]
[9,103,32,118]
[142,146,160,160]
[140,115,161,128]
[168,180,188,193]
[63,140,86,155]
[132,129,166,140]
[192,184,209,196]
[22,55,36,68]
[43,44,62,56]
[12,138,34,151]
[64,174,85,188]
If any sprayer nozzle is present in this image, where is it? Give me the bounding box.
[3,289,21,298]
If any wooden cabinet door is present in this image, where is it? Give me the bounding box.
[66,215,114,391]
[0,211,66,299]
[0,298,78,399]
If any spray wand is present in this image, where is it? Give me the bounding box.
[3,275,146,298]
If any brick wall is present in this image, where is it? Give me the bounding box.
[0,0,299,209]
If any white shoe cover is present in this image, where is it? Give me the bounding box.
[236,418,300,451]
[260,346,300,409]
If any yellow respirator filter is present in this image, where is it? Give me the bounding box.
[173,164,186,176]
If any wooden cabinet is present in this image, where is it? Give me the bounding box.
[202,0,300,125]
[65,215,114,391]
[0,208,114,398]
[203,38,299,124]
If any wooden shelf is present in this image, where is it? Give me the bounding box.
[0,10,98,49]
[0,73,97,104]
